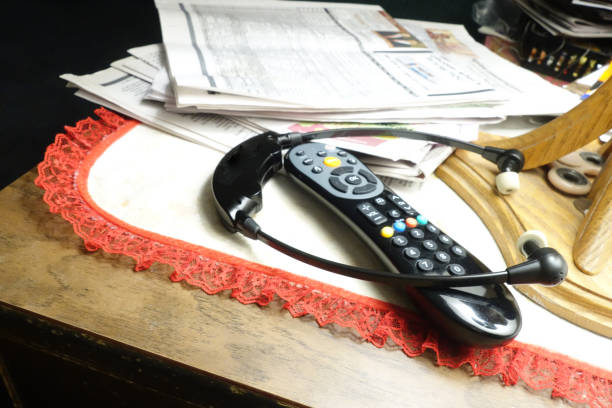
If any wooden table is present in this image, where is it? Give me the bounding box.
[0,169,574,407]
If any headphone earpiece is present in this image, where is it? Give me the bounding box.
[481,147,524,194]
[508,230,567,286]
[496,171,520,195]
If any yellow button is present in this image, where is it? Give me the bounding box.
[380,226,394,238]
[323,156,341,167]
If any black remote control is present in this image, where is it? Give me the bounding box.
[284,142,521,347]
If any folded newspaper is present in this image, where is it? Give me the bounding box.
[60,0,581,182]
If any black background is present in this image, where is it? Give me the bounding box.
[0,0,480,189]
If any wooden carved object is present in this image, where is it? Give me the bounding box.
[436,79,612,336]
[574,155,612,276]
[486,78,612,169]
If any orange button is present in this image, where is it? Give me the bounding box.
[323,156,341,167]
[380,226,394,238]
[405,217,417,228]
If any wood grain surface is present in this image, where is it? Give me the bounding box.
[436,138,611,337]
[485,78,612,170]
[572,153,612,276]
[0,170,574,407]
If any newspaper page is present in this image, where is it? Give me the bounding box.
[399,19,580,116]
[127,43,166,69]
[61,68,257,151]
[111,56,159,82]
[155,0,506,110]
[135,43,503,122]
[61,61,476,180]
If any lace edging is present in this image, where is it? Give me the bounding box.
[34,108,612,408]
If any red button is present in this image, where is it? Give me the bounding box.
[405,217,417,228]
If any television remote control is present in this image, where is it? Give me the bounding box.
[284,142,521,346]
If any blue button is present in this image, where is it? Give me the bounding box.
[393,220,406,232]
[416,215,428,225]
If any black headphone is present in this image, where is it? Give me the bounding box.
[211,128,567,288]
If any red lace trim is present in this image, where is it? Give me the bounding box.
[35,108,611,408]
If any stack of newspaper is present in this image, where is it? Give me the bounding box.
[61,0,581,182]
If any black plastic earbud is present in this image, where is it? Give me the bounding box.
[506,239,568,286]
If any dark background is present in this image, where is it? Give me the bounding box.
[0,0,481,190]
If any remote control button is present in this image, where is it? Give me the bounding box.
[311,166,323,174]
[392,220,406,232]
[380,226,394,238]
[317,150,327,157]
[302,158,313,165]
[345,174,362,185]
[451,245,467,257]
[337,150,347,157]
[405,217,417,228]
[403,247,421,259]
[392,235,408,247]
[422,239,438,251]
[323,156,341,167]
[357,203,387,226]
[435,251,451,263]
[438,234,453,245]
[387,194,413,212]
[347,158,357,164]
[295,150,305,156]
[353,183,376,194]
[409,229,424,239]
[416,214,428,225]
[374,197,386,206]
[329,176,348,192]
[331,166,353,176]
[426,224,439,234]
[358,169,377,184]
[417,259,434,272]
[448,264,466,275]
[388,209,401,218]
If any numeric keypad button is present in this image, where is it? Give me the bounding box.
[448,264,466,275]
[403,247,420,259]
[417,259,434,271]
[425,224,439,234]
[438,234,453,245]
[451,245,467,257]
[392,235,408,247]
[435,251,451,263]
[409,229,424,239]
[422,240,438,251]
